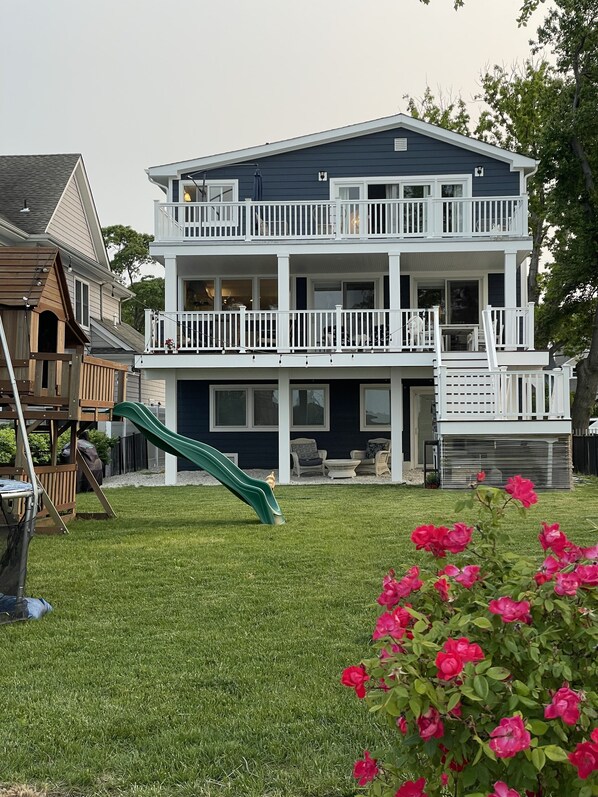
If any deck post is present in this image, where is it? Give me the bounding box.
[390,368,403,483]
[388,253,401,350]
[504,251,517,350]
[164,255,178,349]
[277,371,291,484]
[277,253,290,352]
[164,372,178,485]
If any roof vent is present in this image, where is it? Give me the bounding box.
[394,138,408,152]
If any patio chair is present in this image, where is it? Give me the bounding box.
[290,438,327,477]
[350,438,391,476]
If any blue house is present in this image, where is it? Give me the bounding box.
[141,113,572,488]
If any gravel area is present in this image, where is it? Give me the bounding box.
[103,467,424,488]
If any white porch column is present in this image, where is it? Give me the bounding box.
[390,367,403,483]
[504,251,518,349]
[164,255,178,344]
[164,371,178,485]
[520,256,528,307]
[388,253,401,349]
[278,370,291,484]
[277,253,290,352]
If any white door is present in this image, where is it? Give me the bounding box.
[412,388,435,468]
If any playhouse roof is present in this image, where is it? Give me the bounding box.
[0,246,88,344]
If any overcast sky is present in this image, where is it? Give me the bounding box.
[1,0,543,237]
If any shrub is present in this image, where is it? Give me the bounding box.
[0,427,17,465]
[343,475,598,797]
[0,428,49,465]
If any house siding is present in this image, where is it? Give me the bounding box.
[177,377,432,470]
[183,127,520,202]
[47,177,97,260]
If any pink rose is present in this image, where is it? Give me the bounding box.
[436,650,463,681]
[377,571,404,608]
[489,782,521,797]
[394,778,428,797]
[444,522,473,554]
[411,524,450,558]
[489,715,531,758]
[395,566,423,598]
[444,637,484,663]
[544,684,581,726]
[455,565,481,588]
[568,737,598,779]
[441,773,449,786]
[554,571,580,596]
[417,707,444,740]
[582,544,598,559]
[373,611,408,641]
[353,750,379,786]
[397,716,408,734]
[341,665,369,698]
[538,522,569,553]
[576,564,598,587]
[505,475,537,508]
[439,564,460,577]
[434,578,450,601]
[488,596,532,624]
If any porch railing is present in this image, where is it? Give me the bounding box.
[145,308,436,354]
[437,367,570,421]
[154,195,528,242]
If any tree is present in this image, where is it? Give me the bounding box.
[403,60,556,302]
[102,225,156,285]
[121,277,165,334]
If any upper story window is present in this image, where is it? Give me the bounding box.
[74,278,90,328]
[179,180,238,204]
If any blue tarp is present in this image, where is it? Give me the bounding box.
[0,595,52,620]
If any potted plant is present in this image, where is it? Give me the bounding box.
[164,338,176,353]
[425,471,440,489]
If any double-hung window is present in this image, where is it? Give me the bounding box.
[74,278,90,328]
[210,386,278,431]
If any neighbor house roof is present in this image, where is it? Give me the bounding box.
[91,318,145,353]
[0,154,81,233]
[147,113,538,186]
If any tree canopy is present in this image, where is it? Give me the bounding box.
[102,225,156,285]
[122,277,165,334]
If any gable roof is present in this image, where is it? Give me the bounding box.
[91,318,145,353]
[147,113,538,186]
[0,154,80,233]
[0,154,110,269]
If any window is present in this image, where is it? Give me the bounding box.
[312,280,375,310]
[361,385,391,431]
[221,279,252,311]
[210,385,327,431]
[74,278,89,327]
[291,385,329,430]
[185,280,214,311]
[210,386,278,431]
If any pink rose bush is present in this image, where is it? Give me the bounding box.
[344,478,598,796]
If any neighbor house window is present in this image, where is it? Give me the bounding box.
[74,278,90,327]
[360,385,391,431]
[291,385,329,430]
[210,386,278,431]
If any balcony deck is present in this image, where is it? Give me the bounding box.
[154,196,528,243]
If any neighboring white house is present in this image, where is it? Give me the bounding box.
[141,113,571,488]
[0,153,165,422]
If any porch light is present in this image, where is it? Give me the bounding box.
[183,190,192,202]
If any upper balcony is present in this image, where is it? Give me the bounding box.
[154,196,528,244]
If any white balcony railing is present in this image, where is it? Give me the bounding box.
[154,196,528,243]
[437,367,570,421]
[145,308,436,354]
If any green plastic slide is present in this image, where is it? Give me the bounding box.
[112,402,284,525]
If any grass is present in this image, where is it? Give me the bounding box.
[2,480,598,797]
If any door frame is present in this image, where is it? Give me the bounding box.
[410,386,435,468]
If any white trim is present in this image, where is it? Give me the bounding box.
[360,383,391,431]
[329,174,473,199]
[147,113,537,181]
[291,384,329,431]
[209,384,279,432]
[74,276,90,328]
[411,386,435,468]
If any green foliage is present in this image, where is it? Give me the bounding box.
[102,224,156,286]
[122,276,165,334]
[403,86,471,135]
[346,482,598,795]
[0,426,17,465]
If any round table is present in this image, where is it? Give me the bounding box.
[325,459,361,479]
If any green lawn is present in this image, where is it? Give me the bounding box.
[2,481,598,797]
